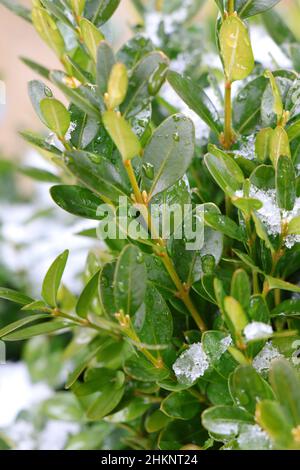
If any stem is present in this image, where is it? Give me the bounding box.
[224,81,233,149]
[228,0,235,14]
[124,161,207,332]
[125,160,144,204]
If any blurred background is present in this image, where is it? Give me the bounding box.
[0,0,300,450]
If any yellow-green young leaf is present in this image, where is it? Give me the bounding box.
[270,126,291,166]
[106,63,128,109]
[264,70,283,121]
[224,296,249,335]
[219,16,254,82]
[255,128,273,162]
[40,98,71,138]
[288,216,300,235]
[32,5,65,58]
[102,110,141,161]
[80,18,104,62]
[70,0,85,16]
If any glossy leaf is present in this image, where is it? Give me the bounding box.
[276,155,296,211]
[142,114,195,199]
[167,71,222,135]
[51,185,104,220]
[219,16,254,82]
[76,270,100,318]
[114,245,147,316]
[161,391,201,420]
[80,18,104,62]
[102,110,141,161]
[84,0,121,27]
[96,41,116,95]
[40,98,71,138]
[3,320,70,341]
[205,144,244,195]
[42,250,69,307]
[0,288,33,305]
[229,365,274,414]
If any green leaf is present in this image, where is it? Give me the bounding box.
[229,365,275,414]
[117,34,154,70]
[233,248,263,273]
[105,396,151,423]
[204,212,245,242]
[255,128,273,162]
[235,0,281,18]
[96,41,116,95]
[224,296,249,335]
[270,127,291,166]
[264,70,283,120]
[3,320,70,341]
[205,145,244,195]
[65,337,104,389]
[65,149,130,203]
[121,51,169,118]
[114,245,147,316]
[19,166,60,183]
[32,4,65,57]
[161,391,202,420]
[250,164,275,190]
[219,16,254,82]
[69,104,100,149]
[276,155,296,211]
[28,80,53,124]
[269,358,300,425]
[84,0,121,27]
[167,71,222,135]
[106,63,128,109]
[133,284,173,350]
[0,0,31,22]
[262,9,296,46]
[50,71,101,119]
[80,18,104,62]
[252,211,274,252]
[73,368,125,420]
[21,57,50,80]
[42,250,69,307]
[20,130,62,158]
[202,405,253,440]
[266,276,300,294]
[233,76,268,134]
[287,119,300,142]
[158,417,207,450]
[70,0,86,16]
[40,98,71,138]
[288,216,300,235]
[0,287,33,305]
[256,400,294,449]
[230,269,251,311]
[142,114,195,199]
[249,295,270,323]
[271,299,300,317]
[50,185,104,220]
[232,197,262,213]
[76,270,100,318]
[42,392,84,421]
[102,110,141,161]
[124,353,169,382]
[145,409,171,433]
[99,262,117,316]
[0,314,49,338]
